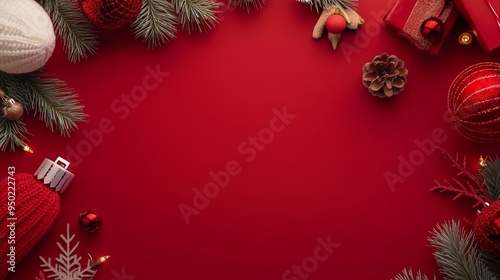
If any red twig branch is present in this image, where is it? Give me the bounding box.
[430,147,493,208]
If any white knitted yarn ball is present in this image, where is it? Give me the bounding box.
[0,0,56,74]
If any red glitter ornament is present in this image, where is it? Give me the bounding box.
[325,14,347,34]
[448,62,500,142]
[78,211,102,232]
[474,201,500,257]
[79,0,143,30]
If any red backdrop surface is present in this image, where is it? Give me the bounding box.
[2,0,500,279]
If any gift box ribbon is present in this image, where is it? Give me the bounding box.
[401,0,454,50]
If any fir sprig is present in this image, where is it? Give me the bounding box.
[296,0,358,13]
[229,0,266,12]
[40,0,99,62]
[429,220,496,280]
[0,119,29,152]
[481,251,500,277]
[393,269,435,280]
[132,0,178,48]
[480,157,500,200]
[172,0,222,33]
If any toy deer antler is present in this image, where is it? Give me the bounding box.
[431,147,493,208]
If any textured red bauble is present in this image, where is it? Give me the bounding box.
[448,62,500,142]
[78,210,102,232]
[325,14,347,34]
[474,201,500,257]
[420,17,444,40]
[79,0,143,30]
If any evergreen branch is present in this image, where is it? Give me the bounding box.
[172,0,222,33]
[229,0,265,12]
[429,220,496,280]
[296,0,358,13]
[481,250,500,277]
[132,0,178,48]
[23,72,87,136]
[40,0,99,62]
[392,268,435,280]
[0,118,29,152]
[481,157,500,200]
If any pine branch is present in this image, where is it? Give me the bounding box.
[40,0,99,63]
[392,268,436,280]
[132,0,178,48]
[20,71,87,136]
[429,220,496,280]
[0,118,29,152]
[481,157,500,200]
[431,148,493,207]
[296,0,358,13]
[229,0,265,12]
[172,0,222,33]
[482,250,500,277]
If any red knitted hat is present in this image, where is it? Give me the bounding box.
[0,157,74,279]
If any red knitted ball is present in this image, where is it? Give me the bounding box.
[448,62,500,142]
[79,0,143,30]
[474,201,500,257]
[0,174,60,280]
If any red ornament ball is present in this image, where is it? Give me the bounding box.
[79,0,143,30]
[448,62,500,142]
[474,201,500,257]
[78,210,102,232]
[325,14,347,34]
[420,17,444,40]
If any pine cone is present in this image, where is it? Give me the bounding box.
[362,53,408,98]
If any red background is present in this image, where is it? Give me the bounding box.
[3,0,500,279]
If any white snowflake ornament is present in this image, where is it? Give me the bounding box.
[39,223,96,280]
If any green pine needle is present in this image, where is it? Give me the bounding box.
[481,251,500,277]
[132,0,178,48]
[0,119,29,152]
[480,157,500,200]
[172,0,222,34]
[429,220,496,280]
[296,0,358,13]
[392,268,435,280]
[229,0,266,13]
[41,0,99,63]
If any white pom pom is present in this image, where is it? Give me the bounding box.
[0,0,56,74]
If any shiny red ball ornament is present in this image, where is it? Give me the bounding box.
[448,62,500,142]
[325,14,347,34]
[78,211,102,232]
[420,17,445,40]
[78,0,143,30]
[474,201,500,257]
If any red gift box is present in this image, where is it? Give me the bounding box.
[384,0,460,55]
[454,0,500,51]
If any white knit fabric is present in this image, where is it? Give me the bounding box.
[0,0,56,74]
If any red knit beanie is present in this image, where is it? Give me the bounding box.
[0,157,74,279]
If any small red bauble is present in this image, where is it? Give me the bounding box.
[474,201,500,257]
[78,210,102,232]
[448,62,500,142]
[325,14,347,34]
[420,17,444,40]
[78,0,143,30]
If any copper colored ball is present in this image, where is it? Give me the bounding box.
[78,211,102,232]
[420,17,445,40]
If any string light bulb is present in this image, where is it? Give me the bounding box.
[23,145,33,153]
[90,255,110,269]
[479,155,488,168]
[459,32,472,45]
